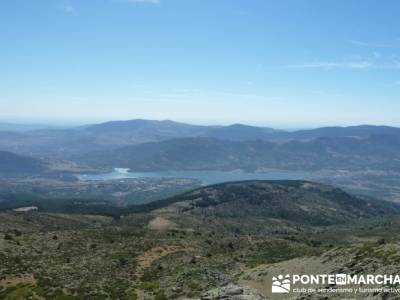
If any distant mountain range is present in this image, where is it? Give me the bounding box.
[0,119,400,159]
[79,134,400,172]
[0,119,213,158]
[0,122,58,132]
[81,121,400,141]
[200,123,279,141]
[275,125,400,140]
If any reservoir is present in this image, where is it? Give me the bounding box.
[78,168,319,185]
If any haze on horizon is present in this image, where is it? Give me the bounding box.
[1,0,400,128]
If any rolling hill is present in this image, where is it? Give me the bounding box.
[79,135,400,172]
[153,180,400,225]
[0,151,45,175]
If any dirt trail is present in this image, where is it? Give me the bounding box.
[137,245,181,270]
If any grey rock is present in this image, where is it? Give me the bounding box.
[200,284,268,300]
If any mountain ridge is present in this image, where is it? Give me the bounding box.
[152,180,400,225]
[1,119,400,158]
[78,134,400,172]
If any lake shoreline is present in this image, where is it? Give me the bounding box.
[77,168,319,185]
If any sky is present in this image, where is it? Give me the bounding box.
[1,0,400,128]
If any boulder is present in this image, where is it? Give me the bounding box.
[200,284,268,300]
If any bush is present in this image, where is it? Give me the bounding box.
[139,281,159,292]
[4,233,13,240]
[155,292,168,300]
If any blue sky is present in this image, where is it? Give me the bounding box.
[1,0,400,128]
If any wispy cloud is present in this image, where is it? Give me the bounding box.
[349,40,400,49]
[311,90,344,98]
[214,92,282,101]
[156,89,281,104]
[170,88,201,93]
[288,57,400,70]
[288,61,373,70]
[384,80,400,87]
[161,88,200,99]
[59,3,74,14]
[123,0,160,4]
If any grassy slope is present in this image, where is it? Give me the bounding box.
[1,181,400,299]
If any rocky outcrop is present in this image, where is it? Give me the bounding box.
[200,284,268,300]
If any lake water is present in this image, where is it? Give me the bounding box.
[78,168,319,185]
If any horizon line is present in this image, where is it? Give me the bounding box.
[0,118,399,131]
